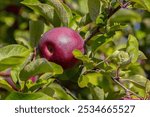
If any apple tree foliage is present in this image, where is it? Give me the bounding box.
[0,0,150,100]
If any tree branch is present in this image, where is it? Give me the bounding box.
[84,1,130,45]
[112,77,143,99]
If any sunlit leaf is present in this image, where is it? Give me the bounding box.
[122,75,148,88]
[0,44,31,71]
[78,73,102,88]
[126,35,139,63]
[73,49,94,69]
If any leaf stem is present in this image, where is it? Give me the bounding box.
[0,72,10,77]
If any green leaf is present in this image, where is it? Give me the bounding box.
[0,78,14,91]
[138,51,147,60]
[47,0,73,26]
[80,13,92,26]
[107,24,128,33]
[122,75,148,88]
[91,35,110,52]
[126,35,139,63]
[39,73,53,80]
[145,80,150,94]
[43,83,74,100]
[73,49,92,63]
[0,44,31,71]
[27,79,54,92]
[130,0,150,12]
[29,20,44,47]
[10,53,33,85]
[78,73,102,88]
[109,9,142,24]
[19,58,63,81]
[15,37,32,49]
[110,50,131,66]
[5,92,54,100]
[21,0,60,26]
[73,49,94,69]
[88,0,100,21]
[14,30,31,49]
[90,86,105,100]
[78,75,89,88]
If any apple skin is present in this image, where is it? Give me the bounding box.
[39,27,84,69]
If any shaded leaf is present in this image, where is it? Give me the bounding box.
[130,0,150,12]
[0,78,14,91]
[47,83,74,100]
[21,0,60,26]
[91,35,110,52]
[5,92,54,100]
[80,13,92,26]
[27,79,54,92]
[47,0,73,26]
[88,0,100,21]
[109,9,142,24]
[145,80,150,94]
[19,58,63,81]
[90,86,105,100]
[29,20,44,47]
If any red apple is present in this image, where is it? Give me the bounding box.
[39,27,84,68]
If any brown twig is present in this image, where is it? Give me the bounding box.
[112,66,142,99]
[112,77,142,99]
[84,27,100,44]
